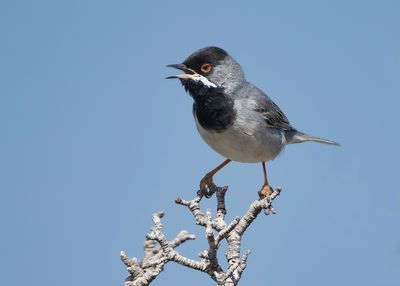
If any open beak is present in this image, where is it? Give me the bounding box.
[166,64,197,80]
[166,63,218,88]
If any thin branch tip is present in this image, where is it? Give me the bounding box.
[122,183,282,286]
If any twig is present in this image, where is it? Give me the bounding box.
[121,186,282,286]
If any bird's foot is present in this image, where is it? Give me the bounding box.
[258,184,273,201]
[258,185,281,215]
[199,173,217,198]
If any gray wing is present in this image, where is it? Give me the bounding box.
[242,83,339,146]
[248,85,295,131]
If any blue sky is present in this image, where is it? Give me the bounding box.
[1,1,399,285]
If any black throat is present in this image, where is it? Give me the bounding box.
[190,87,236,132]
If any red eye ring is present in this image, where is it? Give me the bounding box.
[200,63,212,73]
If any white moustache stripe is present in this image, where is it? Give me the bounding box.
[191,74,218,88]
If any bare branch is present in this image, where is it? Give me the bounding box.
[215,217,240,245]
[121,185,282,286]
[170,230,196,248]
[170,252,208,272]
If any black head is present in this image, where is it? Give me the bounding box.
[182,47,228,77]
[167,46,245,95]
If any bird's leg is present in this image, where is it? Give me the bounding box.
[259,161,273,200]
[200,159,231,198]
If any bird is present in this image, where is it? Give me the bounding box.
[167,46,339,198]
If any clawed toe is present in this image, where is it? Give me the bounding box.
[258,184,273,200]
[198,159,231,198]
[259,185,282,215]
[199,174,215,198]
[259,184,274,215]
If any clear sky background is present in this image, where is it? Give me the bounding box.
[1,1,399,285]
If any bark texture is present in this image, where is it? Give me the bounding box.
[121,184,282,286]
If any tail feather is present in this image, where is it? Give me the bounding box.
[285,131,340,146]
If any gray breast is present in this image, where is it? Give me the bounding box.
[194,98,286,163]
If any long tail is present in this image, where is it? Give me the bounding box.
[285,130,340,146]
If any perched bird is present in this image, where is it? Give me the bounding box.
[167,47,339,197]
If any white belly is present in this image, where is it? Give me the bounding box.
[195,114,286,163]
